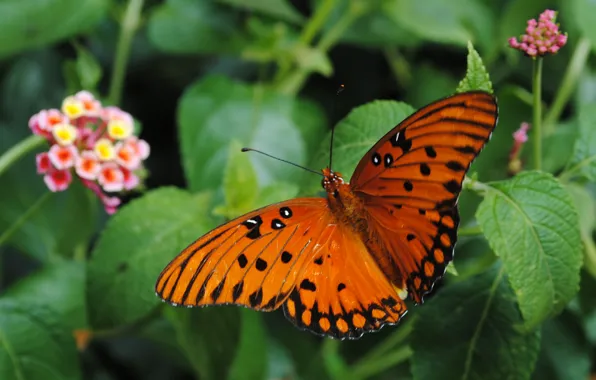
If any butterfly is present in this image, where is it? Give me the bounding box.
[155,91,498,340]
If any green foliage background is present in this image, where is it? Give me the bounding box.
[0,0,595,379]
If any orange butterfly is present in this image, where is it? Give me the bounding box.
[155,91,498,339]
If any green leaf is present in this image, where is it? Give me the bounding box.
[571,0,596,50]
[0,162,98,262]
[218,0,304,24]
[256,182,299,208]
[228,309,268,380]
[532,311,591,380]
[214,140,259,219]
[456,42,493,93]
[542,120,578,174]
[405,64,458,108]
[87,187,216,329]
[148,0,247,54]
[74,43,103,91]
[165,307,242,380]
[304,100,415,194]
[411,266,541,380]
[565,103,596,181]
[476,171,583,328]
[0,0,108,59]
[178,75,326,192]
[384,0,494,52]
[0,261,86,380]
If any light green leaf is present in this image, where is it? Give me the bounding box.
[0,0,108,59]
[456,42,493,93]
[214,141,259,219]
[565,103,596,181]
[571,0,596,50]
[411,266,541,380]
[476,171,583,328]
[384,0,493,52]
[148,0,247,54]
[87,187,216,329]
[304,100,414,194]
[218,0,304,24]
[178,75,326,192]
[256,182,299,208]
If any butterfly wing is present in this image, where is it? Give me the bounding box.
[350,91,498,302]
[155,198,332,310]
[282,223,407,340]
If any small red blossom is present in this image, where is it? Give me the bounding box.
[30,91,150,214]
[509,9,567,58]
[509,122,531,174]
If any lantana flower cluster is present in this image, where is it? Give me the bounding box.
[30,91,149,214]
[508,9,567,57]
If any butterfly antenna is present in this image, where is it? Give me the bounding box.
[329,84,345,170]
[241,148,323,177]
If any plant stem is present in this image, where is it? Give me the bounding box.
[0,192,53,248]
[543,37,591,131]
[351,346,413,379]
[458,225,483,236]
[353,317,414,369]
[276,1,366,95]
[532,58,543,171]
[463,176,492,195]
[299,0,338,46]
[108,0,144,106]
[0,135,45,178]
[384,47,412,90]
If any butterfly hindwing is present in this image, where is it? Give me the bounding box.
[155,198,330,310]
[282,224,408,339]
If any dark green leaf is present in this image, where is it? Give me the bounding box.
[456,42,493,94]
[0,0,108,59]
[304,100,414,194]
[148,0,247,54]
[74,43,103,91]
[218,0,304,24]
[87,187,216,329]
[178,75,326,192]
[404,64,458,108]
[532,311,590,380]
[411,266,541,380]
[542,121,578,174]
[0,261,86,380]
[228,309,268,380]
[476,171,583,328]
[165,307,241,380]
[565,103,596,181]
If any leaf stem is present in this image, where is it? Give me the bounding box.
[532,58,543,171]
[351,346,412,380]
[108,0,144,106]
[458,225,483,236]
[0,192,53,248]
[543,37,591,131]
[463,176,492,195]
[384,47,412,90]
[0,135,45,178]
[299,0,338,46]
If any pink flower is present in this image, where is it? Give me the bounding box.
[115,141,141,170]
[36,152,52,174]
[44,170,72,192]
[75,151,101,180]
[509,9,567,58]
[48,144,78,170]
[122,168,140,190]
[98,162,124,192]
[513,122,530,144]
[30,92,151,215]
[509,122,531,174]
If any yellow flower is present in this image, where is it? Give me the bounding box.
[107,119,133,140]
[61,96,85,119]
[94,138,116,161]
[52,123,78,145]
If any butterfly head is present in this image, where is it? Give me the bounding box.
[321,168,346,198]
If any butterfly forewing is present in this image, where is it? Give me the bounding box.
[155,198,330,310]
[350,91,497,303]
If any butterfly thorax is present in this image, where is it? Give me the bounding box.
[321,168,367,231]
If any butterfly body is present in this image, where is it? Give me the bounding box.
[156,91,498,339]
